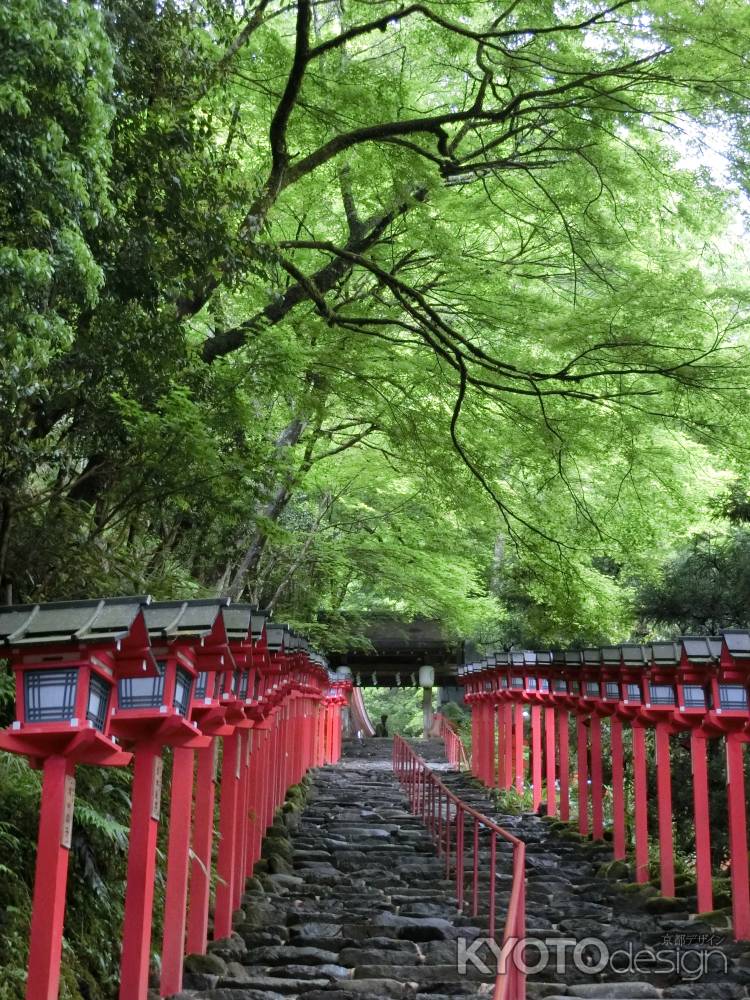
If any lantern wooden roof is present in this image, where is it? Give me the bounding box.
[649,641,681,665]
[222,604,254,642]
[722,630,750,658]
[0,597,150,647]
[144,599,228,640]
[621,644,647,665]
[681,636,722,664]
[265,624,288,652]
[250,611,268,641]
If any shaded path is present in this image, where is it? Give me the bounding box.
[171,737,491,998]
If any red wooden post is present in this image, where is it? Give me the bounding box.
[285,702,292,787]
[285,700,293,787]
[496,703,504,788]
[297,698,304,776]
[610,717,626,860]
[488,701,495,785]
[632,723,650,883]
[504,703,513,790]
[326,702,334,764]
[270,709,279,813]
[262,720,272,836]
[476,703,485,782]
[186,742,217,955]
[246,733,259,878]
[545,706,556,817]
[120,745,163,1000]
[690,730,713,913]
[558,710,570,822]
[233,729,251,910]
[471,704,479,777]
[266,715,276,839]
[336,699,343,761]
[576,715,589,836]
[25,755,76,1000]
[655,723,675,897]
[486,702,495,785]
[726,734,750,940]
[245,728,258,884]
[590,715,604,840]
[513,703,524,793]
[320,699,327,765]
[214,731,241,939]
[317,701,325,765]
[531,704,542,811]
[247,729,263,875]
[252,723,269,863]
[160,747,195,996]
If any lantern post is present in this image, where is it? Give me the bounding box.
[468,661,487,782]
[616,644,650,882]
[640,641,680,897]
[155,599,237,995]
[704,630,750,939]
[558,651,583,829]
[581,649,607,840]
[462,663,479,776]
[548,651,570,820]
[0,598,147,1000]
[489,657,505,788]
[225,607,268,916]
[110,603,209,1000]
[561,652,588,835]
[479,660,496,786]
[507,653,526,794]
[479,659,498,785]
[672,636,721,914]
[242,611,270,880]
[516,651,542,810]
[213,614,261,942]
[533,652,556,816]
[600,647,626,859]
[496,654,514,790]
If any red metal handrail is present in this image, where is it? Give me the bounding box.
[393,735,525,1000]
[434,712,471,771]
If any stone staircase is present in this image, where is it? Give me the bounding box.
[166,736,750,1000]
[169,737,491,999]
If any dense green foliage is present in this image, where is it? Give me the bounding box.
[3,0,750,993]
[2,0,750,640]
[361,685,435,736]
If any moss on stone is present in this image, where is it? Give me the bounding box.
[183,952,228,975]
[698,907,733,927]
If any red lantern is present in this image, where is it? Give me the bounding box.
[0,597,150,1000]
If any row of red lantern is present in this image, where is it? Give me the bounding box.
[459,632,750,942]
[460,634,750,730]
[0,597,348,1000]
